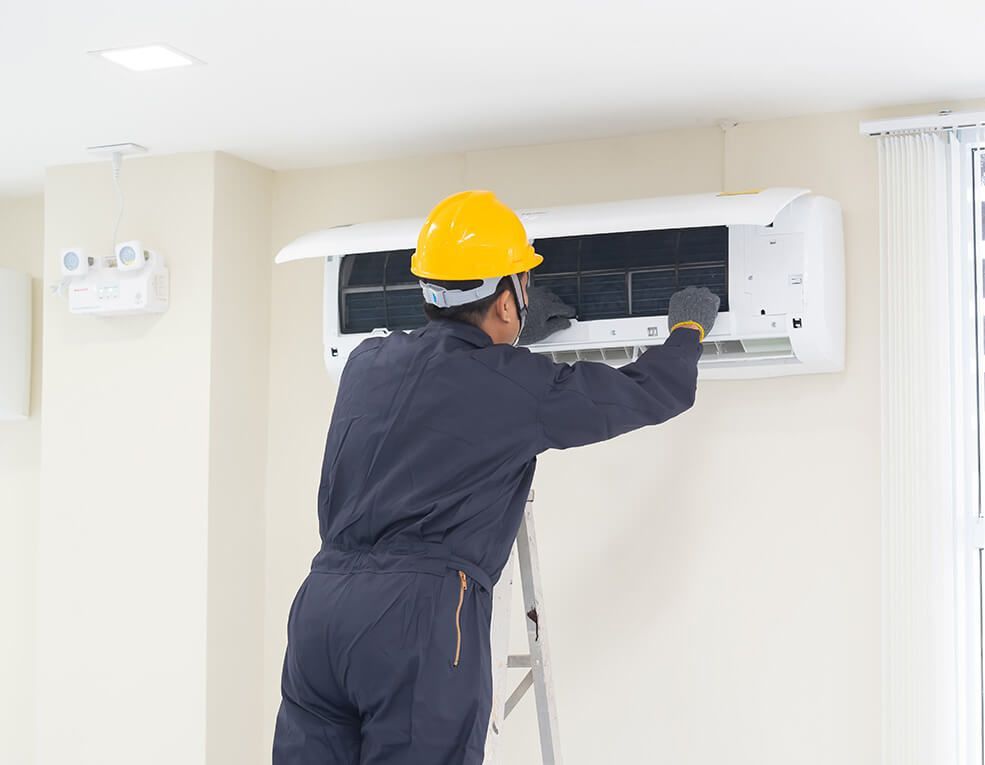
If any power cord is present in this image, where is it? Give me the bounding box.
[111,151,124,255]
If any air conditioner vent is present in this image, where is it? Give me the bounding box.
[703,340,747,357]
[545,346,640,364]
[535,337,796,368]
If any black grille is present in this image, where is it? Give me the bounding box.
[339,249,425,334]
[338,226,729,334]
[531,226,729,320]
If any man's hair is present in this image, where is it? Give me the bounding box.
[422,277,516,327]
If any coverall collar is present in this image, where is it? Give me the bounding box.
[425,319,494,349]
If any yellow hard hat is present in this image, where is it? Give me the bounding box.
[411,191,543,281]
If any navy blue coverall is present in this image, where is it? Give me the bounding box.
[273,318,702,764]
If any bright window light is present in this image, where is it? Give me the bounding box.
[92,44,200,72]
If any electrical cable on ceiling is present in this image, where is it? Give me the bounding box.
[111,151,124,253]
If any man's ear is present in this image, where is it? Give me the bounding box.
[495,289,513,323]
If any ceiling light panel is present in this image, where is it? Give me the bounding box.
[92,44,201,72]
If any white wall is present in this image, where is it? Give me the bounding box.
[261,115,891,764]
[0,194,43,765]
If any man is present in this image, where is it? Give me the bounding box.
[273,190,719,764]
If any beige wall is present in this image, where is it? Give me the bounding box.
[263,154,474,742]
[39,154,217,764]
[0,194,43,765]
[262,116,893,763]
[206,153,273,764]
[37,152,271,765]
[25,98,985,764]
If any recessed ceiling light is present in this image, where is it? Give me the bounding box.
[91,44,202,72]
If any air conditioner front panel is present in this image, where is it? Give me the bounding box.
[278,218,421,264]
[276,188,811,265]
[521,187,810,238]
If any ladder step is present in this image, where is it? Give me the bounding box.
[508,655,531,668]
[505,670,534,718]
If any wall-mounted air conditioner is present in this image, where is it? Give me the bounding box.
[276,188,844,380]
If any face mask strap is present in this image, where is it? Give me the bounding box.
[509,272,527,346]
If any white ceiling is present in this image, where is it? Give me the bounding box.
[2,0,983,196]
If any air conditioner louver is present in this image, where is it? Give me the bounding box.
[536,337,795,368]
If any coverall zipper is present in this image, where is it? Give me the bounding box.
[454,570,468,667]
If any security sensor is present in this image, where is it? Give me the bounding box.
[115,240,148,272]
[60,248,90,277]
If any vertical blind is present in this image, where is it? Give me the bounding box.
[879,128,984,765]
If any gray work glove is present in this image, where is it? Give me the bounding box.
[668,286,720,340]
[520,286,577,346]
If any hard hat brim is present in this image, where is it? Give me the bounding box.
[411,249,543,281]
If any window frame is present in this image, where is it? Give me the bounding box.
[968,143,985,764]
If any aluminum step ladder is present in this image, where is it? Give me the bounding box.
[484,491,563,764]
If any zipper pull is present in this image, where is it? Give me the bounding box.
[454,570,468,668]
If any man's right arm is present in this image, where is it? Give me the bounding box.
[533,327,703,451]
[527,285,718,452]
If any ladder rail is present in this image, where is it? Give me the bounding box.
[484,542,514,761]
[515,502,563,764]
[483,491,562,765]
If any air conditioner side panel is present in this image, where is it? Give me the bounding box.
[728,226,806,339]
[786,195,845,373]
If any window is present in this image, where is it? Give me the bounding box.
[868,116,985,765]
